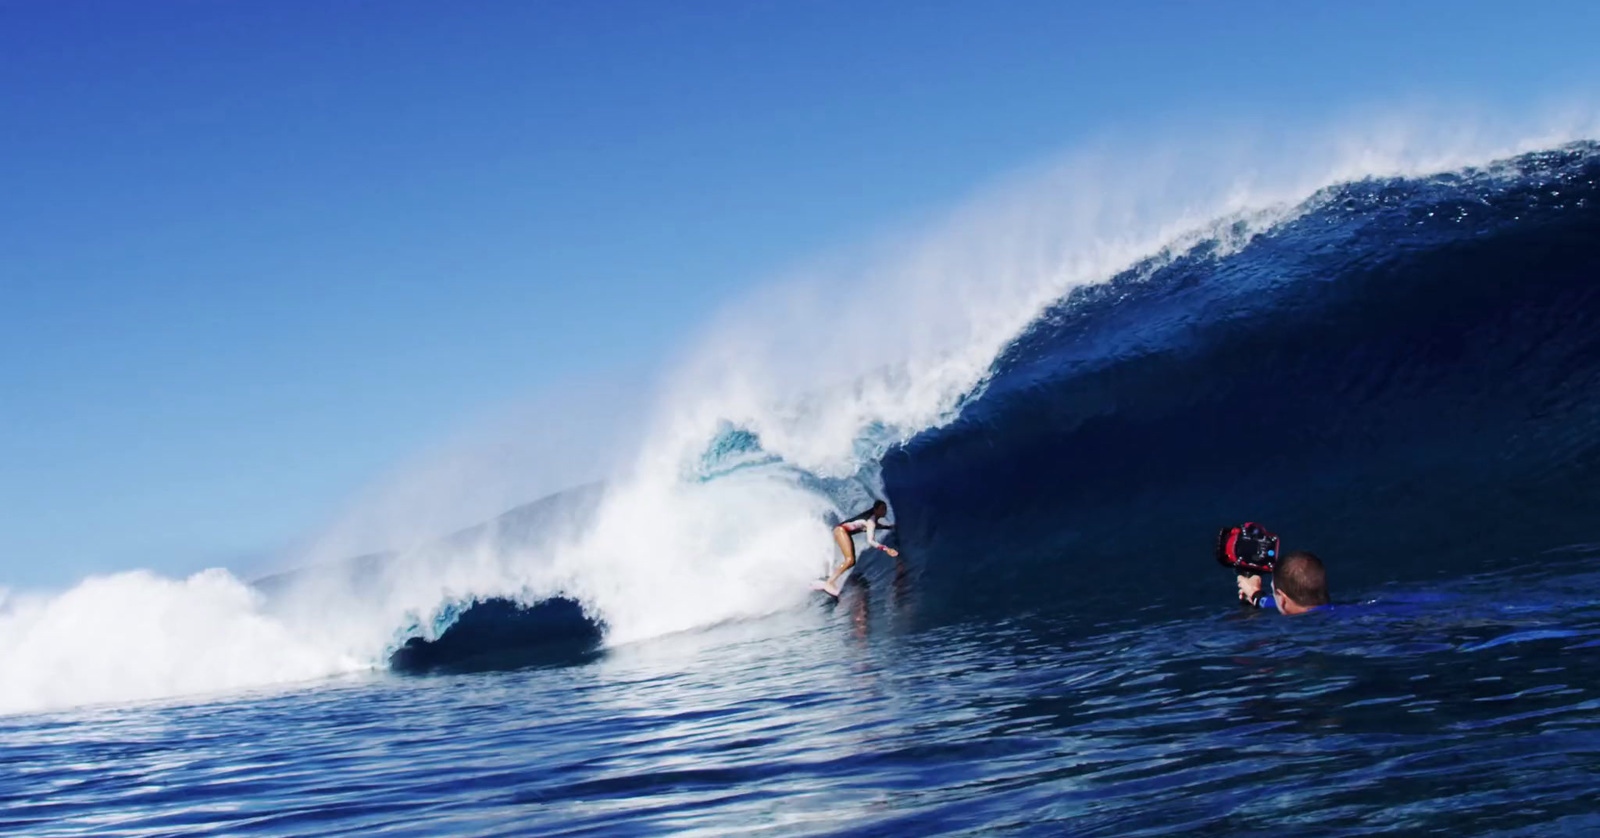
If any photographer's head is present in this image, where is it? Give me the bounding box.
[1271,550,1329,614]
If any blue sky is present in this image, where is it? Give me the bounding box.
[3,1,1597,588]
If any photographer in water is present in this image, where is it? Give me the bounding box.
[1217,523,1330,615]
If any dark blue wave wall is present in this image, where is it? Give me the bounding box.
[389,597,602,674]
[882,144,1600,622]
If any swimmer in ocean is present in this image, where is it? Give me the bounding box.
[821,500,898,596]
[1237,550,1331,614]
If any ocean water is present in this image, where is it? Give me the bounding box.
[5,141,1600,834]
[8,556,1600,835]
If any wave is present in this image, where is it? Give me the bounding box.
[3,120,1598,714]
[886,141,1600,622]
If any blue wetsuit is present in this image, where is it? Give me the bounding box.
[1245,586,1331,613]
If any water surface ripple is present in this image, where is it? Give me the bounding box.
[6,558,1600,836]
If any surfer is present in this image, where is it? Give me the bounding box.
[1237,551,1329,614]
[820,500,898,596]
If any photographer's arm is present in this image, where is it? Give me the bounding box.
[1237,574,1277,609]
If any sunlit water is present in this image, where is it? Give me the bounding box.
[7,548,1600,837]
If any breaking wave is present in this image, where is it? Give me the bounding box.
[4,117,1598,714]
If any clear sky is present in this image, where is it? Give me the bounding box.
[3,1,1597,589]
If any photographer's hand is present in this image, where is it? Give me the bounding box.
[1237,573,1264,605]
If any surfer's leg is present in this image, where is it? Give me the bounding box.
[828,526,856,585]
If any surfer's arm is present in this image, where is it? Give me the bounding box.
[864,519,882,548]
[864,520,899,555]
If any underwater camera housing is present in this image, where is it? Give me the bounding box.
[1215,522,1280,575]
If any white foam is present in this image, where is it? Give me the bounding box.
[0,570,361,716]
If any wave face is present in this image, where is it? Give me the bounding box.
[883,143,1600,622]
